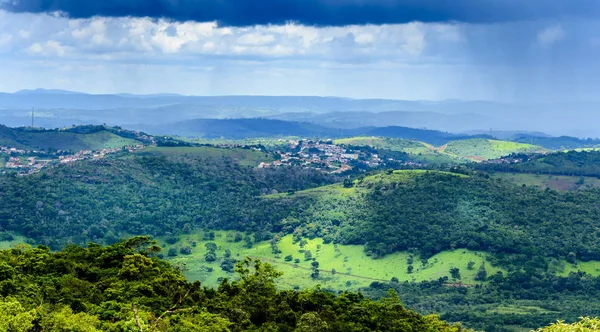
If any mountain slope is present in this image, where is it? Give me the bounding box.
[0,125,145,150]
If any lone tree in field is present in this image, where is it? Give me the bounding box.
[475,264,488,281]
[304,250,313,261]
[450,267,461,281]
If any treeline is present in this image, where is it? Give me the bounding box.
[0,237,464,331]
[475,150,600,178]
[364,267,600,331]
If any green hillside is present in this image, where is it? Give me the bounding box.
[334,136,546,163]
[477,150,600,178]
[493,173,600,191]
[0,125,142,151]
[162,231,505,290]
[0,238,464,332]
[334,136,460,163]
[443,138,545,161]
[135,146,273,167]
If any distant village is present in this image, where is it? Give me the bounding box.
[0,144,145,175]
[258,139,420,173]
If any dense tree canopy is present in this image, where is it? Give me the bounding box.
[0,238,465,331]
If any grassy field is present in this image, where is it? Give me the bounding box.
[135,146,274,167]
[334,136,461,164]
[334,137,431,154]
[161,231,505,291]
[494,173,600,191]
[444,139,545,161]
[0,235,29,250]
[334,136,546,163]
[0,130,141,151]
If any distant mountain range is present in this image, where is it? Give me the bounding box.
[2,89,600,137]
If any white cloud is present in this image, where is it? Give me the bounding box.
[26,40,68,57]
[538,25,565,47]
[0,11,462,60]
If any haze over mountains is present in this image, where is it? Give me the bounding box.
[2,89,600,138]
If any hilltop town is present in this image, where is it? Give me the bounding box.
[258,139,420,173]
[0,144,145,175]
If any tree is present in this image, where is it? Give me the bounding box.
[567,252,577,264]
[180,246,192,255]
[467,261,475,270]
[407,265,414,274]
[224,249,232,258]
[343,178,354,188]
[168,248,178,257]
[284,255,293,262]
[450,267,461,281]
[295,312,328,332]
[311,269,320,279]
[205,242,218,252]
[391,277,399,284]
[311,261,320,269]
[475,264,488,281]
[204,252,217,262]
[304,250,313,261]
[331,268,336,275]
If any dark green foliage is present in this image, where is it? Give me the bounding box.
[476,150,600,178]
[167,247,178,257]
[474,264,487,281]
[364,268,600,332]
[450,268,461,281]
[0,240,464,331]
[204,251,217,262]
[279,171,600,261]
[179,246,192,255]
[0,153,337,247]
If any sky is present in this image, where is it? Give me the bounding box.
[0,0,599,101]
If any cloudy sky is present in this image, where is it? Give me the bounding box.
[0,0,599,101]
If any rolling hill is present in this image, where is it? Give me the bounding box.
[3,146,600,330]
[442,138,545,161]
[334,136,545,162]
[0,125,145,151]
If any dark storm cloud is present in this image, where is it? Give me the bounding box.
[2,0,599,26]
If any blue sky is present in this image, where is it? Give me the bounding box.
[0,0,599,101]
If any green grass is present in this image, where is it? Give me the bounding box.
[135,146,273,167]
[334,137,430,153]
[560,260,600,276]
[0,235,28,250]
[494,173,600,191]
[161,231,505,291]
[444,139,545,161]
[334,136,460,164]
[0,130,140,151]
[334,136,545,163]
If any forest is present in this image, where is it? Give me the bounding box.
[0,237,464,331]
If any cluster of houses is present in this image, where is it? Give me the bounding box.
[258,140,386,173]
[58,145,144,164]
[1,144,145,175]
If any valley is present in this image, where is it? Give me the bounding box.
[2,124,600,330]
